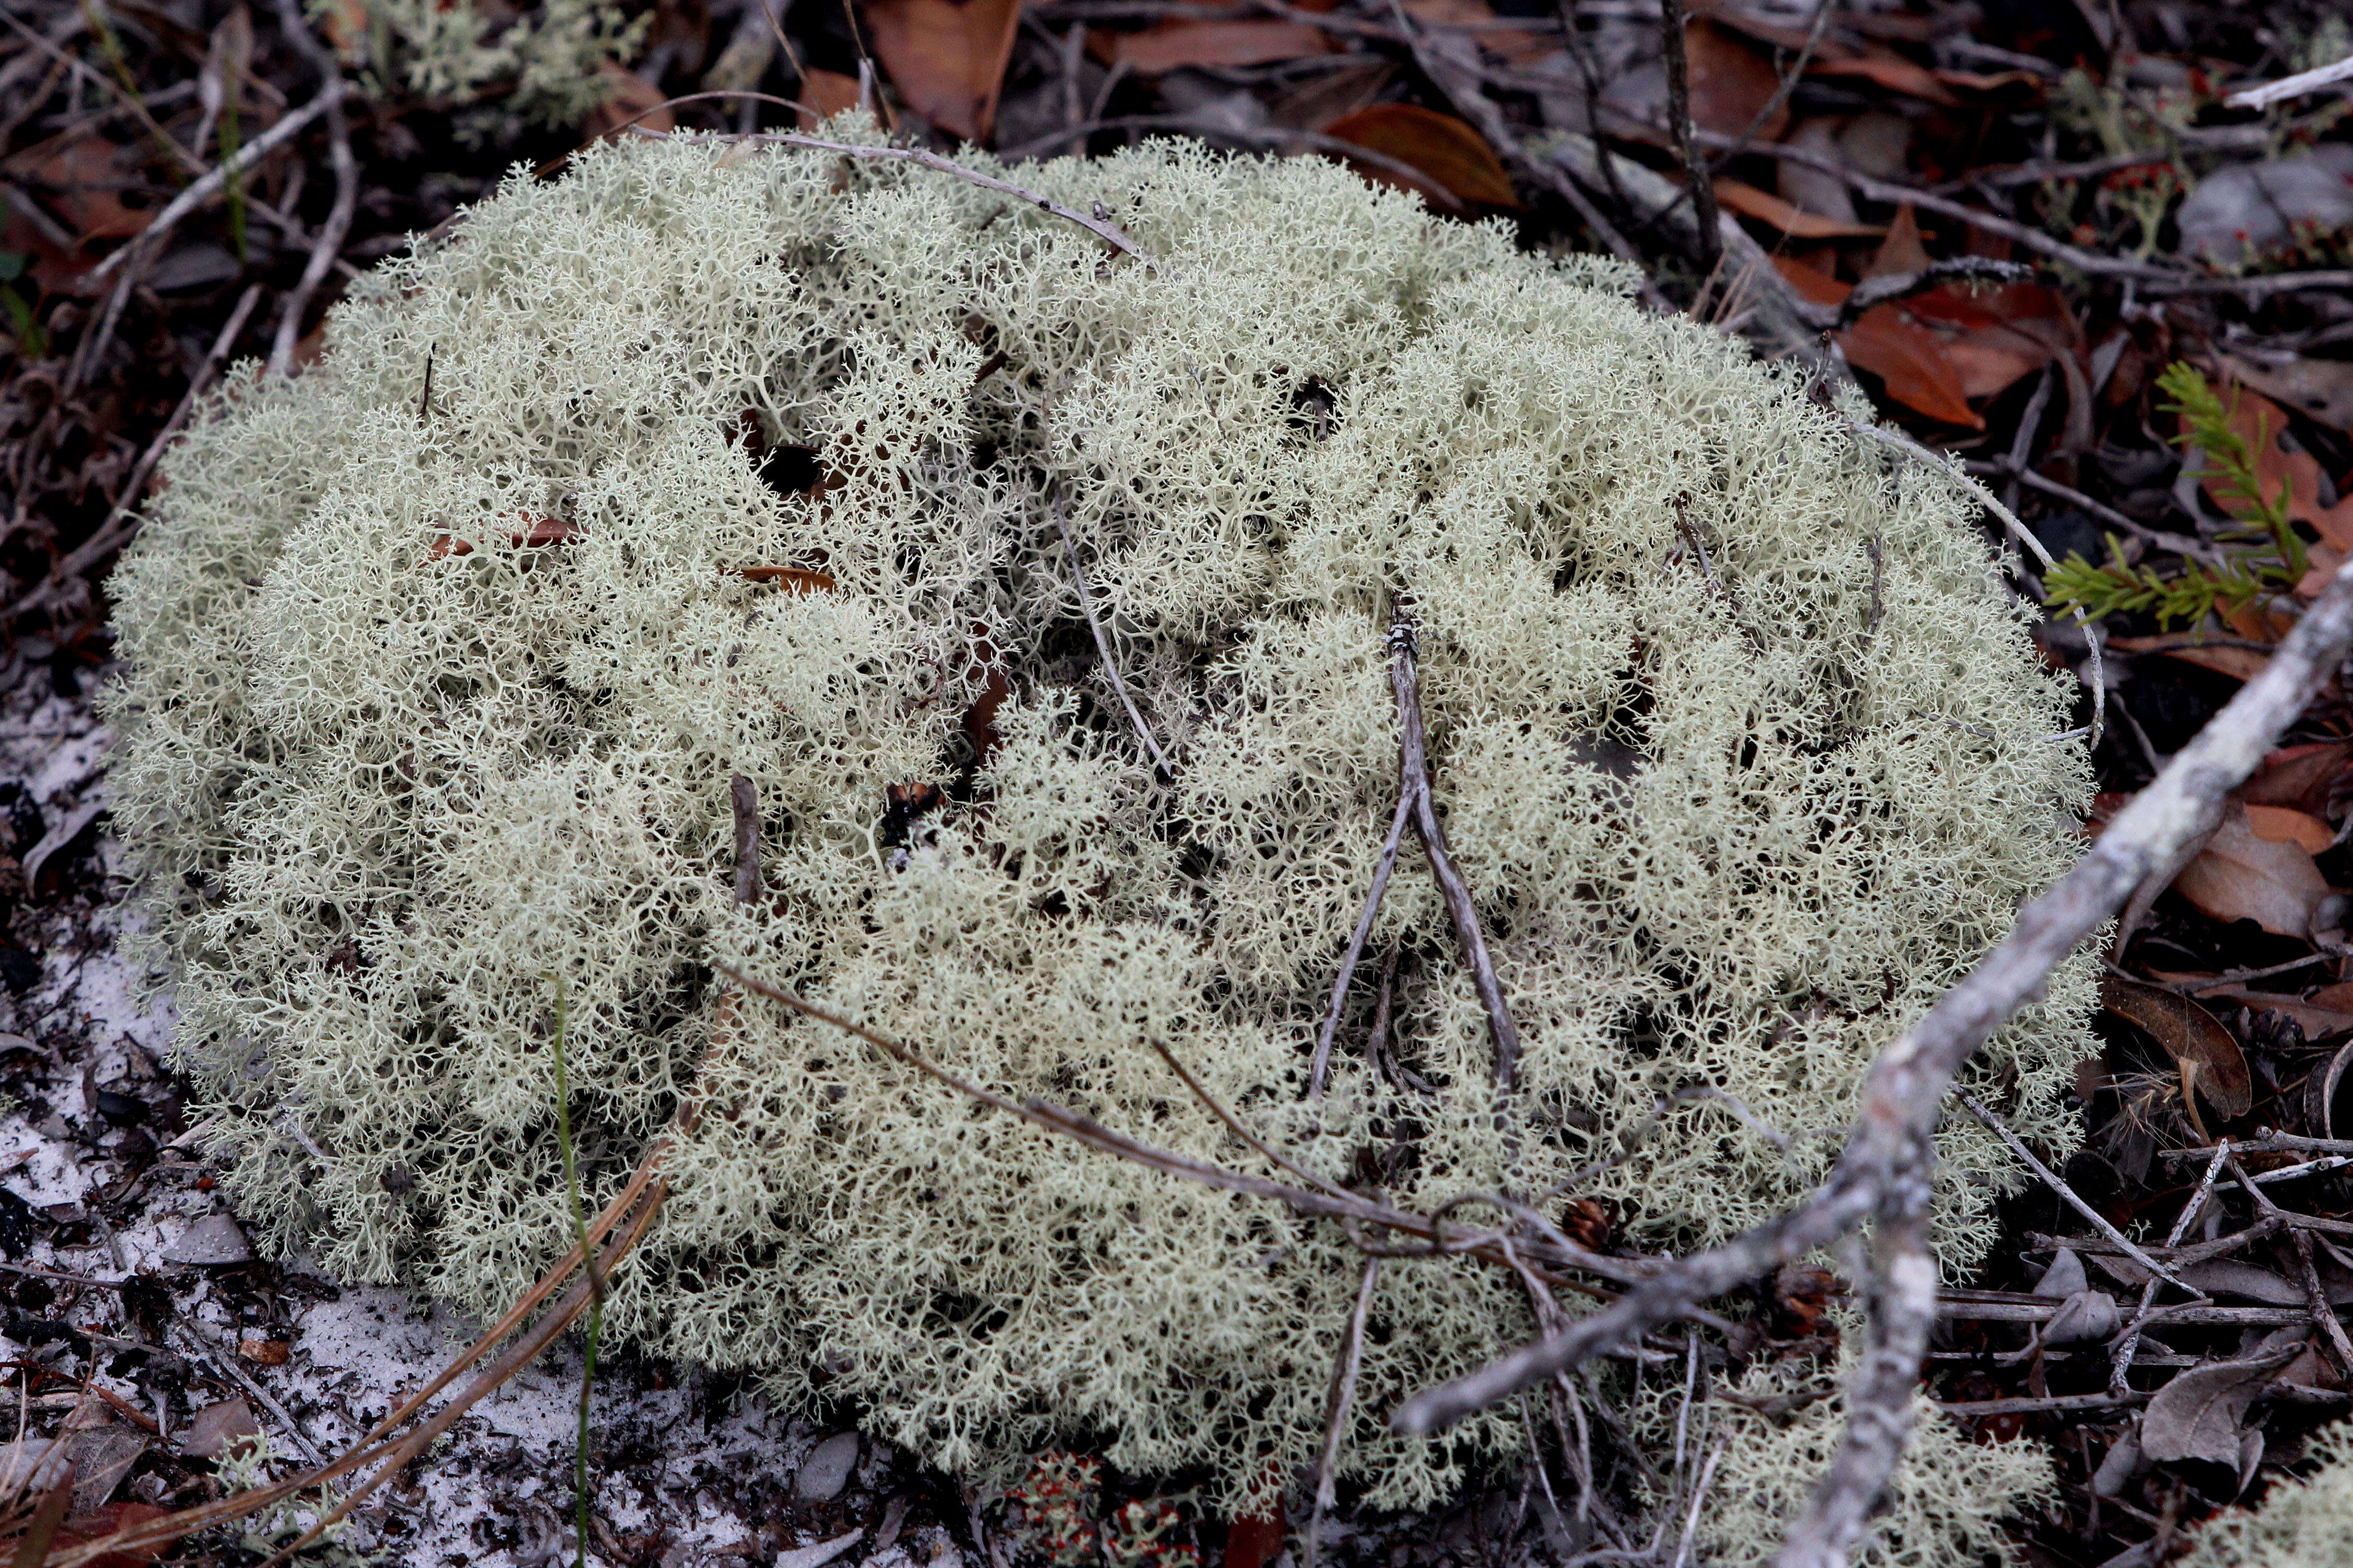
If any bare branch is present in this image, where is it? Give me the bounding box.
[2112,1138,2235,1392]
[1655,0,1719,279]
[1309,792,1412,1101]
[1958,1091,2187,1288]
[1391,555,2353,1438]
[266,0,357,378]
[91,79,346,281]
[1776,1162,1937,1568]
[1306,1259,1380,1568]
[1834,258,2033,329]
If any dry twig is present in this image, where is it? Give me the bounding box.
[1391,555,2353,1566]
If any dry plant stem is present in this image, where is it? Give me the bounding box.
[2226,50,2353,108]
[1389,603,1523,1094]
[1834,258,2033,329]
[2165,1132,2353,1158]
[1308,791,1412,1101]
[724,130,1148,258]
[265,0,353,377]
[731,774,763,905]
[1305,1258,1380,1568]
[90,79,345,280]
[2112,1139,2233,1393]
[38,1162,674,1568]
[1146,1037,1359,1205]
[1964,456,2223,569]
[1937,1390,2150,1416]
[256,1177,671,1568]
[1957,1090,2187,1288]
[2226,1155,2353,1375]
[719,965,1647,1291]
[14,282,262,615]
[1051,507,1172,779]
[1392,554,2353,1451]
[1651,0,1719,280]
[1693,128,2166,280]
[174,1324,326,1465]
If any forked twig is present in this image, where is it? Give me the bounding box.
[2111,1138,2232,1393]
[1390,599,1523,1094]
[1389,556,2353,1568]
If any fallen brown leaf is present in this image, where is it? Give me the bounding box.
[1865,202,1931,276]
[1320,104,1518,209]
[2146,974,2353,1042]
[2171,798,2336,941]
[736,565,839,594]
[2217,353,2353,435]
[1092,19,1334,73]
[2101,634,2271,683]
[1775,257,1979,427]
[1684,18,1789,141]
[2100,975,2254,1128]
[2240,741,2351,816]
[1713,178,1887,238]
[583,65,675,142]
[2139,1345,2299,1467]
[865,0,1023,143]
[798,67,864,128]
[2246,804,2335,855]
[1401,0,1545,63]
[1806,48,1963,106]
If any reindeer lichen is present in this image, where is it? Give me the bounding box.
[107,130,2094,1544]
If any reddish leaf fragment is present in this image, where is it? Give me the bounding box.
[1773,257,1981,427]
[737,565,839,594]
[1320,104,1518,209]
[2106,633,2271,683]
[53,1503,177,1568]
[1094,18,1335,72]
[2242,741,2353,816]
[1223,1500,1285,1568]
[2099,976,2253,1124]
[1682,18,1790,141]
[2172,799,2336,941]
[798,68,865,128]
[865,0,1023,142]
[1713,179,1886,238]
[1806,50,1964,106]
[427,513,576,560]
[583,65,676,143]
[2245,804,2335,855]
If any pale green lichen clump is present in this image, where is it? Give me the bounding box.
[108,131,2092,1541]
[2179,1428,2353,1568]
